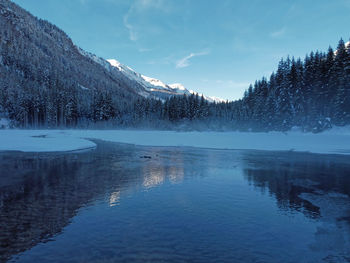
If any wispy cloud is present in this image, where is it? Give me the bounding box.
[123,15,138,41]
[270,27,286,38]
[176,50,210,69]
[123,0,168,41]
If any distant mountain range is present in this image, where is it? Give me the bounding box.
[106,58,224,102]
[78,48,223,102]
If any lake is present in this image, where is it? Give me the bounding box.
[1,141,350,263]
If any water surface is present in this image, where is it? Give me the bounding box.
[1,141,350,263]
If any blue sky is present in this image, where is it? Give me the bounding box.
[13,0,350,100]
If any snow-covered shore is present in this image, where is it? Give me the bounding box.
[0,129,350,154]
[0,130,96,152]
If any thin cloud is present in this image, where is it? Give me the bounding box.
[123,0,168,41]
[123,15,138,41]
[176,50,210,69]
[270,27,286,38]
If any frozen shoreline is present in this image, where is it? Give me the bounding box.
[0,129,350,155]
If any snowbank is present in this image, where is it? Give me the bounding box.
[0,130,96,152]
[0,128,350,154]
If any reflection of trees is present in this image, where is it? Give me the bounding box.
[244,167,321,218]
[0,144,142,262]
[242,152,350,219]
[0,156,81,261]
[0,143,202,262]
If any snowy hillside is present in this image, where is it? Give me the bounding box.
[106,59,177,96]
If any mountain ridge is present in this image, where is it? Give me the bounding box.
[76,45,222,102]
[106,58,224,102]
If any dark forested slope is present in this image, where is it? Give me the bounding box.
[0,0,147,127]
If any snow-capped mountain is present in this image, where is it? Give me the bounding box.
[106,59,223,102]
[106,59,177,96]
[77,46,223,102]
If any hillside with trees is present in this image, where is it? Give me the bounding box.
[0,0,146,127]
[231,39,350,132]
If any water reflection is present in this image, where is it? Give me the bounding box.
[142,150,185,188]
[0,143,140,261]
[0,142,208,262]
[241,152,350,219]
[0,144,350,262]
[109,191,120,207]
[241,151,350,261]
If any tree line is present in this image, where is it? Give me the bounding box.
[230,38,350,131]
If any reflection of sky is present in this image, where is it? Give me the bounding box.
[142,150,185,189]
[143,167,165,188]
[107,148,188,206]
[109,191,120,207]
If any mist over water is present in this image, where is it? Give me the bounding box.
[1,141,350,263]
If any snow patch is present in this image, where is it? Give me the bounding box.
[0,130,96,152]
[169,83,186,91]
[78,84,89,90]
[141,75,169,90]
